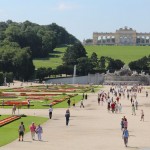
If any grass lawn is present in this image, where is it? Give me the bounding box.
[33,46,150,69]
[33,47,66,69]
[53,94,82,108]
[85,45,150,64]
[0,115,48,147]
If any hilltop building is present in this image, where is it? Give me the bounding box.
[83,27,150,46]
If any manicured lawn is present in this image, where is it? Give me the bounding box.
[0,115,48,147]
[33,47,66,69]
[33,46,150,69]
[53,94,82,108]
[85,45,150,64]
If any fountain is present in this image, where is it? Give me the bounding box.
[72,65,76,84]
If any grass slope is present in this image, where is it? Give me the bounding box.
[33,46,150,68]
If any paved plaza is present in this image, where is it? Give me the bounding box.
[0,85,150,150]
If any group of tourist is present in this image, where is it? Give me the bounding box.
[98,91,122,113]
[18,122,43,141]
[99,84,146,147]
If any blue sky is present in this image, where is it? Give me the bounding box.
[0,0,150,41]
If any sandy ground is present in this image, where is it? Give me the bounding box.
[0,85,150,150]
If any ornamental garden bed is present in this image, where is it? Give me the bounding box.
[4,84,96,93]
[0,115,21,127]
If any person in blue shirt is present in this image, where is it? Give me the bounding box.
[122,127,129,147]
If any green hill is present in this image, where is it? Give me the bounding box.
[33,45,150,68]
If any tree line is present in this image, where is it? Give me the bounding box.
[0,20,79,58]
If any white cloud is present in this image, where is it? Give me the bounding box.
[56,2,79,11]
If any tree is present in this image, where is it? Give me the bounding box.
[0,45,34,80]
[56,65,73,76]
[36,67,47,82]
[90,52,98,68]
[99,56,106,69]
[0,72,4,85]
[129,56,149,73]
[47,67,52,77]
[62,42,87,65]
[76,57,93,76]
[107,58,124,72]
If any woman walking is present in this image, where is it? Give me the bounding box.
[36,124,43,141]
[65,109,70,126]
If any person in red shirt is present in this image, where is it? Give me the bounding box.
[29,122,36,140]
[111,102,115,113]
[116,97,119,103]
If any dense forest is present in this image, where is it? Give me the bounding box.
[0,20,79,58]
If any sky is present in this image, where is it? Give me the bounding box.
[0,0,150,41]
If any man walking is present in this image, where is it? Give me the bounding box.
[18,122,25,141]
[65,109,70,126]
[122,127,129,147]
[49,105,53,119]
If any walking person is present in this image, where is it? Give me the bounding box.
[118,103,122,113]
[132,103,136,115]
[29,122,36,140]
[140,110,144,121]
[67,98,71,107]
[121,118,124,131]
[80,99,84,108]
[135,100,138,110]
[18,122,25,141]
[36,124,43,141]
[85,93,87,100]
[146,91,148,97]
[65,109,70,126]
[27,99,30,109]
[123,118,128,129]
[49,105,53,119]
[12,104,16,115]
[122,127,129,147]
[98,97,100,105]
[82,93,85,99]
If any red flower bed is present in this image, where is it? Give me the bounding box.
[0,93,17,98]
[0,116,21,127]
[26,96,52,100]
[4,101,28,106]
[20,93,60,96]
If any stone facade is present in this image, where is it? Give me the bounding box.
[46,74,105,85]
[92,27,150,45]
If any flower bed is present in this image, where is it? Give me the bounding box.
[0,93,17,98]
[4,101,28,106]
[20,93,60,96]
[26,96,52,100]
[0,116,21,127]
